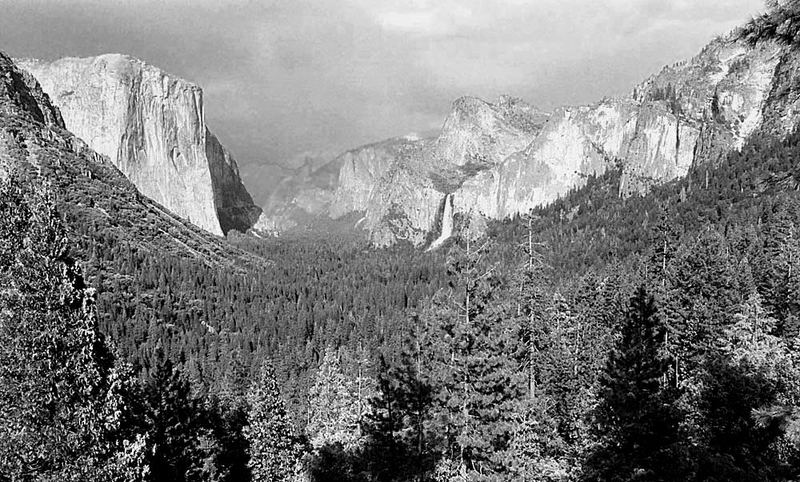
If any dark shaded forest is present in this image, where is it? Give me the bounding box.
[76,226,447,423]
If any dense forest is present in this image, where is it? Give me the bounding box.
[75,224,447,423]
[6,116,800,480]
[8,3,800,478]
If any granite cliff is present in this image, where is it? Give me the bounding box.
[0,51,261,267]
[454,36,783,221]
[17,54,260,236]
[256,29,800,247]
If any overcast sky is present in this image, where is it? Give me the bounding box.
[0,0,765,176]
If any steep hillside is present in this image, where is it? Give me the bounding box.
[17,54,261,235]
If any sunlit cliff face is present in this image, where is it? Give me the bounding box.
[19,54,260,235]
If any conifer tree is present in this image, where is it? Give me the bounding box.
[693,294,800,480]
[583,286,688,481]
[341,343,379,435]
[757,199,800,336]
[421,231,528,479]
[307,347,361,451]
[662,230,741,387]
[362,353,435,482]
[245,360,300,482]
[143,352,212,481]
[515,213,552,402]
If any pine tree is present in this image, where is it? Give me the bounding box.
[245,360,300,482]
[143,352,212,482]
[694,294,800,480]
[0,177,147,480]
[515,213,552,403]
[583,286,688,481]
[757,199,800,336]
[361,352,434,482]
[307,347,361,451]
[341,343,379,438]
[662,230,741,388]
[420,232,528,479]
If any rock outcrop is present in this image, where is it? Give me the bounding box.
[257,29,798,248]
[433,95,549,169]
[17,54,260,236]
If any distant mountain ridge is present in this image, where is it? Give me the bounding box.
[16,54,261,236]
[16,17,800,248]
[256,28,800,247]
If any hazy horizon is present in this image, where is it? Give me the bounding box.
[0,0,765,191]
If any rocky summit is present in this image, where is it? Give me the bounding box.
[17,54,261,236]
[256,31,798,247]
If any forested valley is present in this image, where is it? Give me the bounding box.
[6,114,800,480]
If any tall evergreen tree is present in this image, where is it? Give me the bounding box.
[662,230,741,388]
[692,294,800,480]
[142,352,214,482]
[307,347,362,451]
[419,232,528,479]
[245,360,300,482]
[756,198,800,336]
[583,286,688,481]
[360,352,434,482]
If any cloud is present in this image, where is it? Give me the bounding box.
[377,11,442,33]
[370,1,478,36]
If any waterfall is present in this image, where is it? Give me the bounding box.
[428,194,454,251]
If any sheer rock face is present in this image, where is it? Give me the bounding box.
[17,54,260,235]
[362,159,445,248]
[204,129,262,234]
[329,139,405,218]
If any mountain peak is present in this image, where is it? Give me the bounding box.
[0,53,263,267]
[435,94,544,169]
